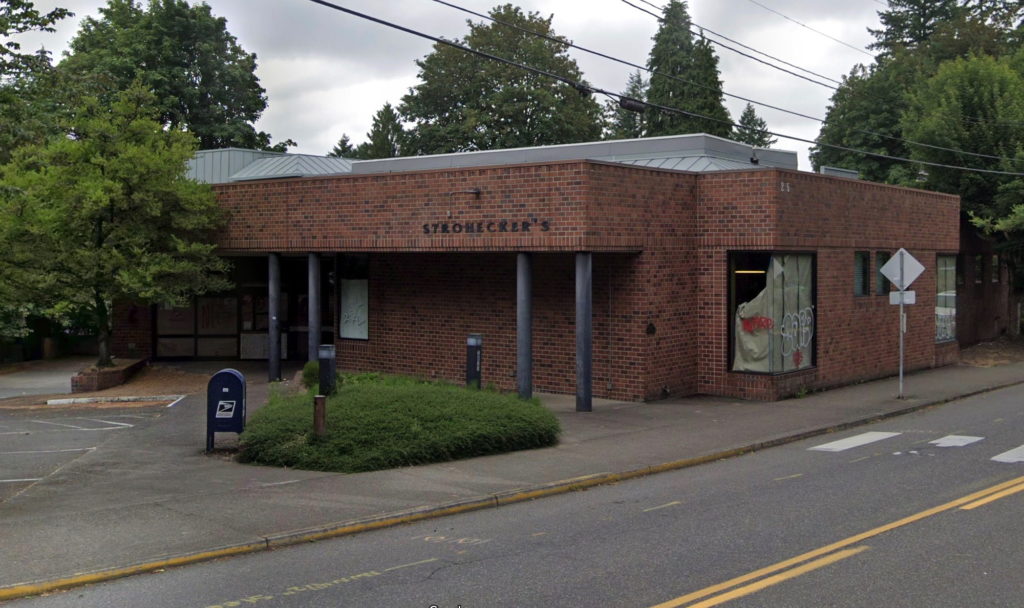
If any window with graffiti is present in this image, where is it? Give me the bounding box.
[935,254,956,342]
[730,252,815,373]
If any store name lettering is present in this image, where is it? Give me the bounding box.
[422,219,551,235]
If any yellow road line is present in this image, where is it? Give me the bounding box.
[773,474,803,481]
[383,558,439,572]
[960,480,1024,510]
[686,546,870,608]
[650,475,1024,608]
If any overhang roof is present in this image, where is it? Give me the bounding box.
[228,154,353,181]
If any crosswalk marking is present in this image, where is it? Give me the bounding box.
[809,432,902,452]
[929,435,984,448]
[992,445,1024,464]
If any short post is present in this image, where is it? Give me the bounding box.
[466,334,483,389]
[318,343,337,396]
[313,394,327,438]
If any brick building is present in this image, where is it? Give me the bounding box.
[113,135,965,404]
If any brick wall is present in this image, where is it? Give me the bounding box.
[120,160,963,401]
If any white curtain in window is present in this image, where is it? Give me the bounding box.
[733,254,814,373]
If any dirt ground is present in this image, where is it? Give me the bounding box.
[958,336,1024,367]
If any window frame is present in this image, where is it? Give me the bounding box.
[854,251,870,297]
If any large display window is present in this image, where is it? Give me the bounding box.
[730,252,815,373]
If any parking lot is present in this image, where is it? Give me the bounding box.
[0,406,164,502]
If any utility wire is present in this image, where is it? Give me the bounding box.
[303,0,1024,177]
[620,0,837,89]
[742,0,876,57]
[631,0,842,85]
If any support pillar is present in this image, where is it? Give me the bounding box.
[307,252,321,362]
[575,252,592,412]
[268,252,281,382]
[516,253,533,399]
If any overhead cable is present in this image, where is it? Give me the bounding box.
[434,0,1023,165]
[742,0,876,57]
[303,0,1024,177]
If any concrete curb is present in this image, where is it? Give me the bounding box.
[4,378,1023,601]
[45,395,185,405]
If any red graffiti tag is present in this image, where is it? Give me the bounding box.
[741,316,774,333]
[793,350,803,366]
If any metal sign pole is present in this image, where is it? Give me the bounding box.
[898,250,904,400]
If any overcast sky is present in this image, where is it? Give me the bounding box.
[21,0,885,170]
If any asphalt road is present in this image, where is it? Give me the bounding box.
[8,385,1024,607]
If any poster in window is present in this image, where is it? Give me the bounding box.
[733,254,814,373]
[340,279,368,340]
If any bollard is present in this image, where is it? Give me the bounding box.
[318,343,337,396]
[466,334,482,389]
[314,394,327,438]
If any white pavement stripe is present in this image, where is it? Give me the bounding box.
[0,478,42,483]
[78,418,134,428]
[30,419,89,430]
[992,445,1024,463]
[809,432,902,452]
[930,435,985,448]
[0,447,96,455]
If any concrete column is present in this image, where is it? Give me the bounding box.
[307,252,321,362]
[268,252,281,382]
[516,253,533,399]
[575,252,593,412]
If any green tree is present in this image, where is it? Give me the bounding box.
[355,102,406,159]
[732,103,776,147]
[400,3,601,154]
[0,0,71,79]
[868,0,960,55]
[60,0,290,151]
[0,84,230,366]
[327,134,356,158]
[644,1,731,138]
[901,54,1024,220]
[603,70,647,140]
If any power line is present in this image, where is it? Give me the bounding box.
[742,0,876,57]
[630,0,842,85]
[303,0,1024,177]
[620,0,838,89]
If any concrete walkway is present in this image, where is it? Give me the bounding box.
[2,360,1024,599]
[0,357,93,400]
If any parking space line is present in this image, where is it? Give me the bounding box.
[0,478,43,483]
[30,420,89,430]
[0,447,96,455]
[78,418,134,428]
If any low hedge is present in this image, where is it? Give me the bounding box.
[239,373,560,473]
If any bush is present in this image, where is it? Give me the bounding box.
[239,373,560,472]
[301,360,319,390]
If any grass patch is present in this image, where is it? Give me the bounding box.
[239,373,560,473]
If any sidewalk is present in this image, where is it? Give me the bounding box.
[3,360,1024,599]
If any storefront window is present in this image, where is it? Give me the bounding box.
[338,254,369,340]
[731,252,815,373]
[936,255,956,342]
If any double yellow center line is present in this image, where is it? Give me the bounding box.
[652,475,1024,608]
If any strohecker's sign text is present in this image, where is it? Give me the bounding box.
[423,218,551,235]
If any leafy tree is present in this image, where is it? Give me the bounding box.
[400,3,602,154]
[60,0,291,151]
[0,0,71,79]
[328,134,356,158]
[901,54,1024,220]
[644,0,731,138]
[0,84,230,366]
[603,70,647,140]
[732,103,776,147]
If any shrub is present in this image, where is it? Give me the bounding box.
[239,373,560,472]
[301,360,319,390]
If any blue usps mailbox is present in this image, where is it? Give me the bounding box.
[206,368,246,453]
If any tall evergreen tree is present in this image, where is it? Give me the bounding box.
[356,102,406,159]
[868,0,960,55]
[603,70,647,140]
[60,0,291,151]
[400,3,601,154]
[732,103,776,147]
[327,134,356,158]
[644,1,731,138]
